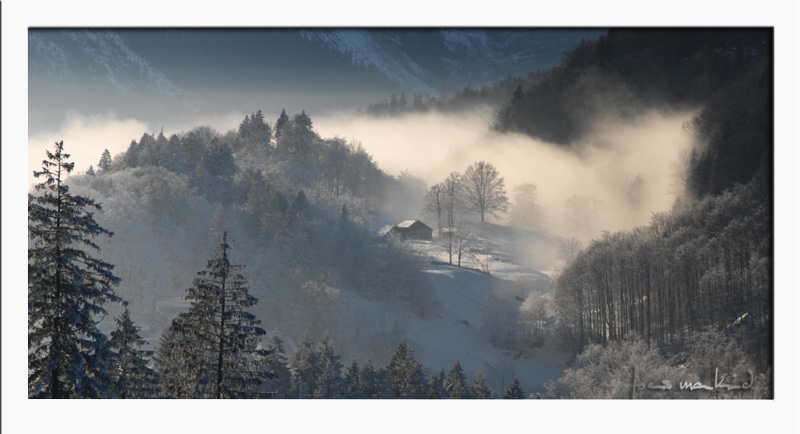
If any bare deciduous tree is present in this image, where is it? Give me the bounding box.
[460,161,508,223]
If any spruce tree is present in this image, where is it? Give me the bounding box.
[275,108,289,140]
[314,332,344,398]
[167,231,269,398]
[154,326,194,398]
[358,360,378,398]
[344,360,362,398]
[290,332,319,398]
[470,369,494,399]
[98,148,112,173]
[264,333,292,398]
[386,340,426,398]
[373,363,395,399]
[503,377,525,399]
[28,141,122,398]
[108,306,161,398]
[444,360,469,399]
[427,368,448,399]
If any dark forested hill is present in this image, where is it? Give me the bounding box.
[493,29,771,145]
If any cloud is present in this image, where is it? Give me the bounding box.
[315,107,695,238]
[27,112,151,188]
[26,111,250,189]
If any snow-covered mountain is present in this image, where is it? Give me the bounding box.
[29,28,605,133]
[29,30,184,97]
[300,28,607,95]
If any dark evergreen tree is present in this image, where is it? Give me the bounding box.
[138,132,161,167]
[98,148,112,173]
[264,333,292,398]
[163,134,186,173]
[277,110,316,156]
[426,368,448,399]
[108,306,161,398]
[28,141,122,398]
[290,332,319,398]
[124,139,140,168]
[370,363,395,399]
[202,139,236,181]
[503,377,525,399]
[274,108,289,140]
[239,109,272,148]
[314,332,344,398]
[167,231,269,398]
[470,369,494,399]
[386,340,426,398]
[344,360,363,398]
[444,360,469,399]
[86,165,96,176]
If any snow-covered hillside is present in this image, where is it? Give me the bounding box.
[394,222,569,394]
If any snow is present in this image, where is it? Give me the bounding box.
[371,222,570,394]
[298,30,439,96]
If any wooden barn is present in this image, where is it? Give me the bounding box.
[396,220,433,240]
[377,220,433,241]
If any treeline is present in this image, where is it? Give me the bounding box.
[28,141,525,399]
[553,180,771,372]
[365,75,528,116]
[96,109,389,209]
[493,29,771,145]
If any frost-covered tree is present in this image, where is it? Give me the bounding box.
[470,369,494,399]
[167,231,269,398]
[423,183,444,234]
[239,109,272,149]
[427,368,448,399]
[434,172,462,264]
[274,108,289,141]
[290,333,319,398]
[28,141,122,398]
[358,361,394,399]
[460,161,508,223]
[108,306,161,398]
[262,334,292,398]
[98,148,112,172]
[444,360,469,399]
[277,110,317,156]
[123,139,140,168]
[386,340,426,398]
[314,333,344,398]
[344,360,363,398]
[154,326,195,398]
[503,377,525,399]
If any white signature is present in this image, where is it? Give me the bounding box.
[631,367,753,398]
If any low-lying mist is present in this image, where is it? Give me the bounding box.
[27,111,247,189]
[315,106,696,241]
[29,105,695,245]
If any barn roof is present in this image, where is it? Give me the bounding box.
[397,219,429,229]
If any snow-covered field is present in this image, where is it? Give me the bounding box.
[395,222,570,395]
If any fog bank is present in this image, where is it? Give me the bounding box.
[315,107,695,239]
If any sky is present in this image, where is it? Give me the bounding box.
[6,1,800,433]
